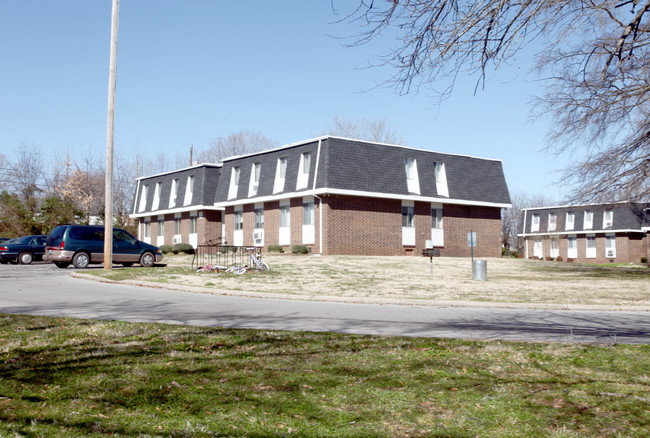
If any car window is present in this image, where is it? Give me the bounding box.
[69,227,89,240]
[113,229,136,243]
[36,237,47,245]
[90,229,104,241]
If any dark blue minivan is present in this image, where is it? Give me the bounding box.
[43,225,163,269]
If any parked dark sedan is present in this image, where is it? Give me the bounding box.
[0,235,48,264]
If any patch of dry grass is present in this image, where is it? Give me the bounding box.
[90,254,650,307]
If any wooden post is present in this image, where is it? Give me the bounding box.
[104,0,119,270]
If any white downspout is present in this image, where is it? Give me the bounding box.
[312,139,323,255]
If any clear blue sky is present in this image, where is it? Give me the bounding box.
[0,1,571,201]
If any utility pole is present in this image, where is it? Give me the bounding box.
[104,0,119,271]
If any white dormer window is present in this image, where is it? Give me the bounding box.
[584,210,594,230]
[152,182,162,211]
[183,175,194,206]
[296,152,311,190]
[404,158,420,194]
[603,210,613,228]
[565,212,575,231]
[434,162,449,197]
[548,213,557,231]
[273,157,287,194]
[138,185,148,212]
[169,178,179,208]
[531,214,540,232]
[248,163,261,197]
[228,167,240,200]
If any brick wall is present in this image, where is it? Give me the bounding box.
[199,210,222,245]
[440,204,502,257]
[320,195,502,257]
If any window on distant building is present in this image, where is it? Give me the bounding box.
[431,204,444,247]
[606,234,616,258]
[402,201,415,246]
[565,212,575,231]
[169,179,179,208]
[138,185,148,213]
[228,167,240,200]
[152,182,162,211]
[297,152,311,190]
[567,235,577,259]
[183,175,194,206]
[603,210,614,228]
[433,162,449,197]
[531,214,540,232]
[548,213,557,231]
[249,163,261,197]
[234,209,243,231]
[584,211,594,230]
[253,204,264,246]
[273,158,288,194]
[586,235,596,258]
[404,158,420,194]
[279,201,290,245]
[254,205,264,230]
[303,197,315,245]
[174,214,181,237]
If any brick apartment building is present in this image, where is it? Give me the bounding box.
[519,202,650,264]
[131,136,511,256]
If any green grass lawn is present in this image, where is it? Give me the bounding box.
[1,314,649,437]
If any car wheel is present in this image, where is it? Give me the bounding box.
[54,262,70,269]
[139,252,155,268]
[72,252,90,269]
[18,252,33,265]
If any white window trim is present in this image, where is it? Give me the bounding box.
[603,210,614,228]
[404,158,421,195]
[169,179,179,208]
[586,234,596,258]
[279,200,290,246]
[584,211,594,230]
[228,167,240,200]
[565,212,575,231]
[296,152,311,190]
[248,163,261,197]
[138,185,148,213]
[567,235,578,259]
[183,175,194,206]
[431,203,444,247]
[548,213,556,231]
[273,158,287,194]
[606,234,616,258]
[531,214,540,232]
[434,162,449,198]
[152,182,162,211]
[402,200,415,246]
[302,196,315,245]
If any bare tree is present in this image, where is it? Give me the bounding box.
[323,115,406,144]
[196,130,278,163]
[8,144,44,201]
[344,1,650,201]
[501,192,556,254]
